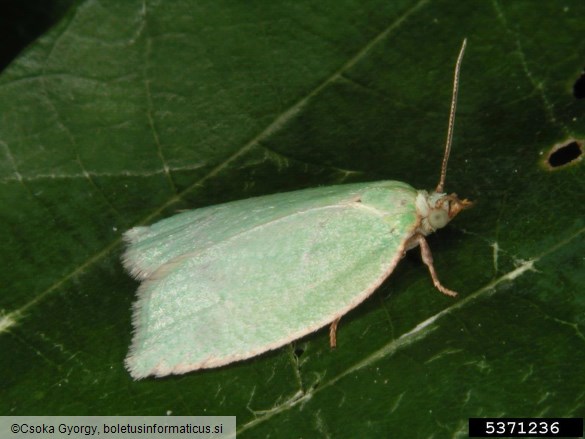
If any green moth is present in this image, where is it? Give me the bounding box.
[123,41,471,379]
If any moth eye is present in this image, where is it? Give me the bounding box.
[428,209,449,229]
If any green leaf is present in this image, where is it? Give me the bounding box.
[1,0,583,436]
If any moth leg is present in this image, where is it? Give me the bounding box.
[329,318,340,348]
[416,234,458,297]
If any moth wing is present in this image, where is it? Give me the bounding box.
[122,181,414,280]
[125,194,418,379]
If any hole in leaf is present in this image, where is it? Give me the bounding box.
[574,68,585,99]
[545,140,583,170]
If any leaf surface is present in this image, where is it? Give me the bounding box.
[1,0,583,436]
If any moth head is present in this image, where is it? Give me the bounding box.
[419,39,472,236]
[416,191,473,235]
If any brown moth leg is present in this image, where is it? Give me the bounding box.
[329,318,340,348]
[416,234,458,297]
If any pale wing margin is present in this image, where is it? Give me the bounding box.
[122,181,413,280]
[126,195,418,379]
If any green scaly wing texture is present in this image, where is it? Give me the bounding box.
[126,182,418,379]
[123,181,413,279]
[0,0,583,437]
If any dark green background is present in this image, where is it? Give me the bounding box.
[1,0,583,437]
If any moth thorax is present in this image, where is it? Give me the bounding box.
[415,190,470,235]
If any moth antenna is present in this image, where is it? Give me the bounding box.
[436,38,467,193]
